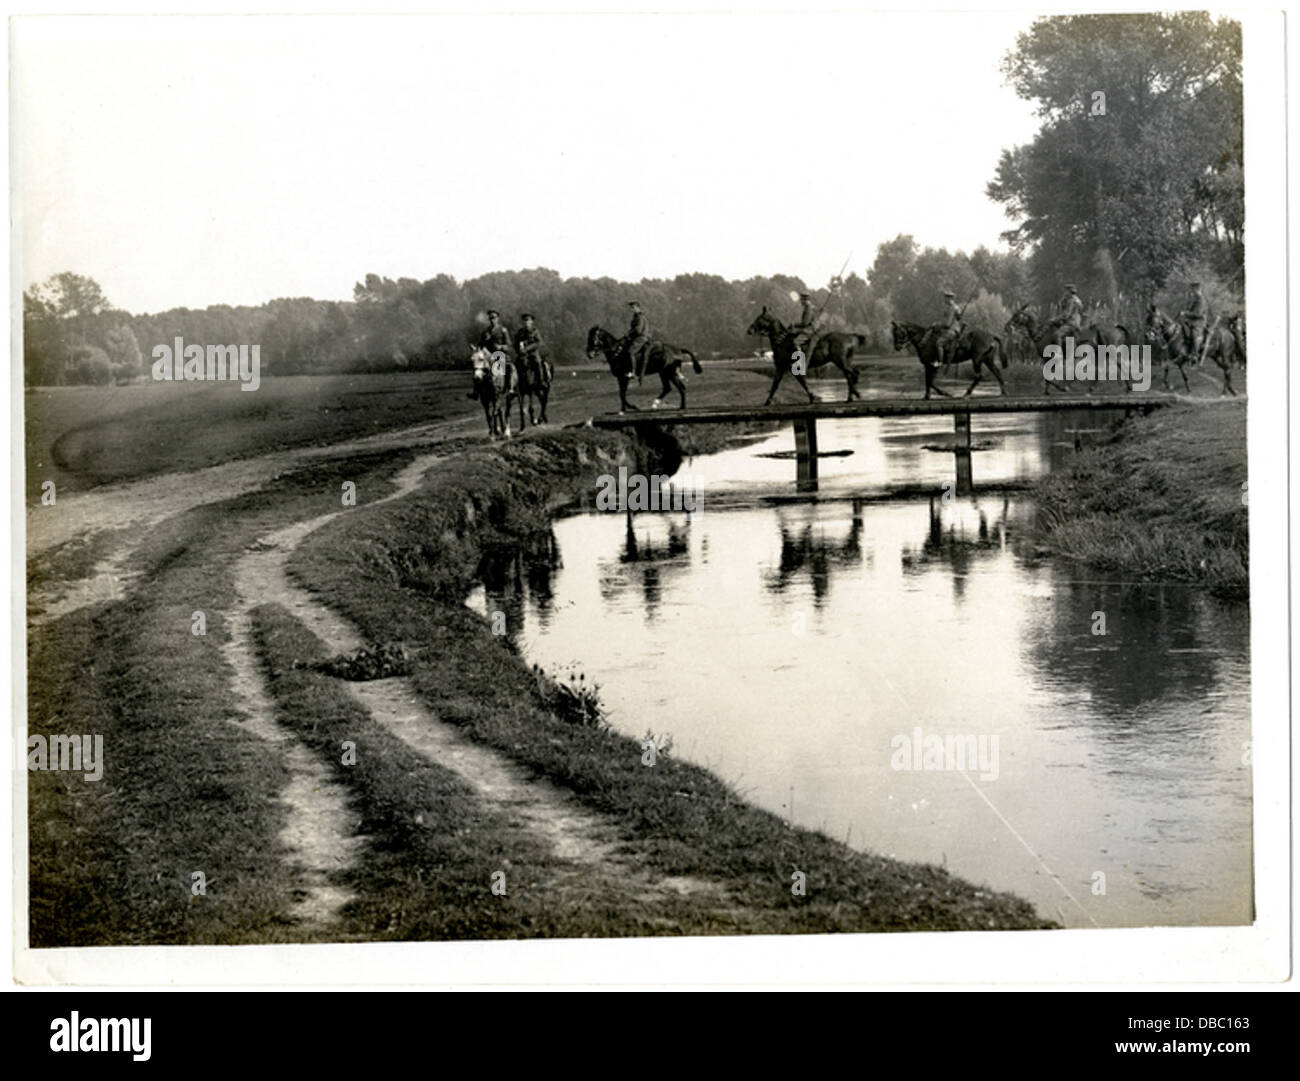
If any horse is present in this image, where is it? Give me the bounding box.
[1004,306,1134,394]
[1158,317,1240,397]
[744,308,863,405]
[469,346,517,436]
[890,321,1007,399]
[515,348,552,426]
[586,326,701,413]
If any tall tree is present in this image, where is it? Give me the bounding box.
[988,13,1242,306]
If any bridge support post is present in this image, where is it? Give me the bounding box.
[953,412,973,496]
[794,416,819,492]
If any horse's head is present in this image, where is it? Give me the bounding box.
[889,321,909,352]
[1005,304,1033,335]
[746,307,777,338]
[585,325,608,359]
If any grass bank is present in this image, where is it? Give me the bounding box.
[27,446,424,945]
[1033,400,1248,599]
[288,426,1052,933]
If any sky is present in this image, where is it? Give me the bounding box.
[13,13,1043,314]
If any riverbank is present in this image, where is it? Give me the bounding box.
[1033,400,1248,600]
[286,426,1053,934]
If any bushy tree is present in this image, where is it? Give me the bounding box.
[988,13,1243,306]
[103,324,143,382]
[67,343,112,385]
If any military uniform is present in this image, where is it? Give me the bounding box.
[514,322,544,363]
[936,292,963,365]
[1180,286,1207,358]
[479,315,512,355]
[790,293,820,357]
[1058,287,1084,334]
[626,305,649,378]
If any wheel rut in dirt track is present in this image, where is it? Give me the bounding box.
[230,451,730,930]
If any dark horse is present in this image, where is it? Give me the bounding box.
[890,321,1007,399]
[745,308,864,404]
[515,349,552,426]
[1149,316,1242,397]
[1004,306,1133,394]
[586,326,702,413]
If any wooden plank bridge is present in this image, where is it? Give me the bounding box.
[588,394,1180,492]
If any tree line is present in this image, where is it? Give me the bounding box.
[24,13,1241,386]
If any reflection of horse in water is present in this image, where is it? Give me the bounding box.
[621,510,691,564]
[477,529,562,636]
[901,496,1013,598]
[764,503,866,600]
[586,511,694,617]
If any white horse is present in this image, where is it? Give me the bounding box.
[469,346,517,437]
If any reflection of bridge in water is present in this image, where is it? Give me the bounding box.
[588,395,1180,493]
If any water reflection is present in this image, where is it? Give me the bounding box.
[476,529,561,642]
[764,501,866,603]
[464,413,1251,929]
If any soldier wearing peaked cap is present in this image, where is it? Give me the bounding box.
[626,301,650,380]
[479,309,512,354]
[935,289,964,367]
[1058,284,1084,335]
[1179,282,1208,360]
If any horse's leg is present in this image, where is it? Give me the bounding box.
[988,350,1007,395]
[674,367,687,409]
[652,370,670,409]
[963,362,982,397]
[832,357,855,401]
[764,365,786,406]
[794,370,814,403]
[1221,357,1236,397]
[617,373,637,412]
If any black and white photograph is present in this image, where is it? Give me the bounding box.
[9,3,1290,993]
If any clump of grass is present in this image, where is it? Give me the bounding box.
[1034,401,1248,600]
[301,642,411,681]
[531,664,608,728]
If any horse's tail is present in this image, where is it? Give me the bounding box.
[855,334,868,347]
[685,349,702,374]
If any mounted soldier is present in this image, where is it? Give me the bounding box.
[626,301,650,380]
[513,313,551,426]
[790,291,820,356]
[479,309,512,356]
[1057,284,1084,337]
[934,289,964,367]
[514,313,544,368]
[1179,282,1208,361]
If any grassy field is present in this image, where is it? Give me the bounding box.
[1033,399,1248,599]
[24,363,809,501]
